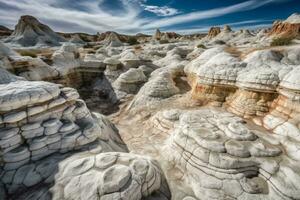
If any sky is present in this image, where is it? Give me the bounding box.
[0,0,299,34]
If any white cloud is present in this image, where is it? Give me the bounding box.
[0,0,148,33]
[142,5,180,16]
[141,0,283,29]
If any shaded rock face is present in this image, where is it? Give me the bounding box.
[207,27,221,39]
[5,15,65,47]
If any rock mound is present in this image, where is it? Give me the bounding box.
[98,31,124,47]
[5,15,65,47]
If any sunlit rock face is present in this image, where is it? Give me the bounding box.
[269,13,300,38]
[186,46,300,119]
[185,48,245,106]
[207,27,221,39]
[153,108,300,200]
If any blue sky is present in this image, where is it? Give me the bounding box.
[0,0,299,34]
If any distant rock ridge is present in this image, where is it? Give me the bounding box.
[153,28,181,41]
[0,25,12,37]
[4,15,66,47]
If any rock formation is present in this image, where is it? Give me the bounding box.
[152,29,181,41]
[269,13,300,38]
[98,32,124,47]
[154,29,163,40]
[207,27,221,39]
[4,15,65,47]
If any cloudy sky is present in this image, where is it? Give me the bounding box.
[0,0,299,34]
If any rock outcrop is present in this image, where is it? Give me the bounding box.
[207,27,221,39]
[269,13,300,38]
[4,15,65,47]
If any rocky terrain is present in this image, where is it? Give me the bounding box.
[1,13,300,200]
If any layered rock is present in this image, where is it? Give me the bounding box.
[157,108,300,200]
[154,47,188,68]
[0,68,170,199]
[129,64,184,109]
[185,49,245,106]
[0,41,59,80]
[4,15,65,47]
[259,66,300,161]
[113,68,147,95]
[186,46,299,118]
[0,75,123,196]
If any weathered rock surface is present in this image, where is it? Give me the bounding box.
[49,152,170,200]
[155,108,300,200]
